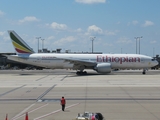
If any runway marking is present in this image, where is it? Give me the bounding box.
[0,85,26,97]
[11,104,35,120]
[35,75,49,81]
[36,84,57,101]
[41,97,160,101]
[11,103,48,120]
[60,75,68,81]
[34,103,80,120]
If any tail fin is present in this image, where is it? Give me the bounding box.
[8,30,35,54]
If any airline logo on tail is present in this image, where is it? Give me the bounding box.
[8,30,34,54]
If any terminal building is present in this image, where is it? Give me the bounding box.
[0,53,29,69]
[152,55,160,69]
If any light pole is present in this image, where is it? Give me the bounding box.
[135,37,138,54]
[36,37,41,53]
[153,47,155,57]
[135,36,142,54]
[41,38,45,50]
[139,36,143,54]
[90,36,96,53]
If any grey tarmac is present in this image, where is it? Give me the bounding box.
[0,69,160,120]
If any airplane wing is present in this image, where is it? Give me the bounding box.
[57,57,97,67]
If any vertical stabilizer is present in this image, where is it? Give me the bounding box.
[8,30,34,54]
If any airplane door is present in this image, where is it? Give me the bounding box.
[33,56,41,63]
[36,56,41,63]
[141,57,145,63]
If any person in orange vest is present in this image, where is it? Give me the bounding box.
[60,96,66,111]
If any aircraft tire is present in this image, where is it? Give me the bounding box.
[76,71,87,75]
[142,70,146,74]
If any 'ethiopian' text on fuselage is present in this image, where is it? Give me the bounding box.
[97,55,140,64]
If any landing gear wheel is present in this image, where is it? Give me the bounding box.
[142,69,146,74]
[76,71,87,75]
[84,71,87,75]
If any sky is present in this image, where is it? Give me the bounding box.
[0,0,160,57]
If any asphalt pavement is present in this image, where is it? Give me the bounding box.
[0,69,160,120]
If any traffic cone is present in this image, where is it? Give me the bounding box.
[25,112,28,120]
[5,114,8,120]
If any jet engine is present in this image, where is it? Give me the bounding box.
[94,63,111,73]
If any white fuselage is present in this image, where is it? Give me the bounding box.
[7,53,158,70]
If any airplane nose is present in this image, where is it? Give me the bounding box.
[150,59,159,67]
[154,60,159,66]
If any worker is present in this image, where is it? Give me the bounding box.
[91,115,95,120]
[60,96,66,111]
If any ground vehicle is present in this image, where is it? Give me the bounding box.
[74,112,104,120]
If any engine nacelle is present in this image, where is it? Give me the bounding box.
[94,63,111,73]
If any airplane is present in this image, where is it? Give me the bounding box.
[6,30,158,75]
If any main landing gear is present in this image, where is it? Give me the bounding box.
[142,69,146,74]
[76,71,87,75]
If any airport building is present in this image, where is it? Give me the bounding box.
[0,53,29,69]
[152,55,160,69]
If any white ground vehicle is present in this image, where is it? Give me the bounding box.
[74,112,104,120]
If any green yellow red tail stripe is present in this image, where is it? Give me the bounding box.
[8,30,34,54]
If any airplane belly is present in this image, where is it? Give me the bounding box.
[41,59,63,68]
[63,62,74,68]
[112,62,139,69]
